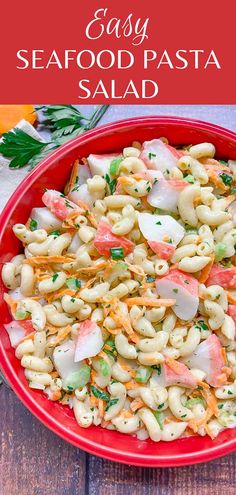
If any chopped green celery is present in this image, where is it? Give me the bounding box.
[185,398,205,408]
[109,156,123,176]
[184,174,195,184]
[215,243,227,261]
[152,410,164,430]
[15,310,28,320]
[63,365,91,390]
[66,278,81,290]
[135,367,152,383]
[99,358,110,377]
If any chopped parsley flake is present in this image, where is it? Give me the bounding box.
[29,219,38,231]
[52,273,59,283]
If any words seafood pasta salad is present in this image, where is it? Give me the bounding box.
[2,138,236,443]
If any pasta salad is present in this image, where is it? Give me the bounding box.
[2,137,236,443]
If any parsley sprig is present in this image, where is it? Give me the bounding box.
[0,105,109,169]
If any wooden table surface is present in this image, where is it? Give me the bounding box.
[1,105,236,495]
[1,382,236,495]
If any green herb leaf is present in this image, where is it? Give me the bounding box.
[173,288,178,294]
[110,247,124,260]
[49,230,61,237]
[152,411,164,430]
[66,278,81,290]
[196,320,209,331]
[220,172,233,187]
[29,219,38,231]
[105,398,119,411]
[152,364,162,375]
[104,338,117,357]
[104,174,117,194]
[0,129,49,169]
[109,156,123,176]
[156,221,162,225]
[184,174,195,184]
[52,273,59,283]
[91,385,109,401]
[148,152,156,160]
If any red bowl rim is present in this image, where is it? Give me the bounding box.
[1,115,236,467]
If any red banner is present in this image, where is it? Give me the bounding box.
[0,0,235,103]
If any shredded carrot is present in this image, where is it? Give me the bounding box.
[24,255,74,265]
[65,160,79,195]
[20,331,36,342]
[110,310,139,343]
[75,199,98,228]
[165,357,185,375]
[50,371,59,379]
[75,262,107,274]
[197,380,210,389]
[101,420,110,428]
[226,291,236,304]
[117,176,133,186]
[125,381,140,390]
[119,409,134,419]
[124,297,175,307]
[3,293,18,314]
[98,398,105,417]
[45,325,59,335]
[126,262,146,278]
[130,398,145,412]
[198,254,215,283]
[98,351,111,364]
[46,288,75,303]
[47,326,72,348]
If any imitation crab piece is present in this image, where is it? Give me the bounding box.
[151,360,197,389]
[87,153,121,177]
[140,139,183,175]
[228,305,236,337]
[29,207,62,232]
[164,360,197,388]
[53,340,82,380]
[94,219,134,257]
[147,241,175,260]
[4,320,34,348]
[147,179,189,212]
[182,334,227,387]
[68,183,95,208]
[67,162,94,207]
[138,212,185,259]
[74,320,103,362]
[206,263,236,289]
[156,269,199,320]
[42,190,80,221]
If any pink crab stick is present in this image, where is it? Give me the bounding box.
[156,269,199,320]
[74,320,103,362]
[4,320,34,348]
[94,219,134,257]
[140,139,183,174]
[147,178,189,212]
[87,153,121,177]
[42,190,80,221]
[182,334,227,388]
[164,361,197,388]
[206,263,236,289]
[151,360,197,388]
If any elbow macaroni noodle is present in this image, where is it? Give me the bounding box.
[2,139,236,443]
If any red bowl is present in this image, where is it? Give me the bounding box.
[1,116,236,467]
